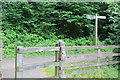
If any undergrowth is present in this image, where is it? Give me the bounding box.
[43,64,119,78]
[2,30,114,58]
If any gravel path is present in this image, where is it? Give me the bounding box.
[2,53,97,78]
[2,56,55,78]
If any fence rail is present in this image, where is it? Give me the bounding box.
[66,46,119,50]
[17,46,120,53]
[15,40,120,78]
[18,46,60,53]
[64,61,120,77]
[65,52,120,63]
[63,61,120,70]
[67,52,120,59]
[66,70,96,77]
[23,61,59,71]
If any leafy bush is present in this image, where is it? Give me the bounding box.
[1,2,119,58]
[2,2,118,39]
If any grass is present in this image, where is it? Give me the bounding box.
[78,66,119,78]
[42,67,55,77]
[43,61,119,78]
[65,65,119,78]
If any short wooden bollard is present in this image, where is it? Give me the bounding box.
[15,46,23,78]
[0,42,3,79]
[55,40,66,78]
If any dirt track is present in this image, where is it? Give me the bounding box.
[2,56,55,78]
[2,53,97,78]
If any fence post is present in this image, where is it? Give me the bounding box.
[55,40,66,78]
[15,46,23,78]
[97,44,101,69]
[0,42,3,79]
[55,41,60,78]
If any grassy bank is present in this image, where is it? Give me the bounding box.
[43,63,119,78]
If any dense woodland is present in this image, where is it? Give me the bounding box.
[1,2,120,58]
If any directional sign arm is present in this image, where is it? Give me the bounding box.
[86,15,106,19]
[97,16,106,19]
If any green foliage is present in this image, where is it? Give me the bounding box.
[99,2,120,46]
[2,2,119,39]
[1,3,119,78]
[2,29,113,58]
[2,29,95,58]
[2,2,118,39]
[1,2,119,58]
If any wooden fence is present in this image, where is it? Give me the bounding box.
[15,40,120,78]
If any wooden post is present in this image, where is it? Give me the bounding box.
[97,44,101,69]
[86,14,106,46]
[15,46,23,79]
[0,42,3,79]
[55,41,60,78]
[55,40,66,78]
[59,40,66,78]
[95,13,98,46]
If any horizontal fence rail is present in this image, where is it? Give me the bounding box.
[65,52,120,64]
[66,70,96,77]
[18,47,60,53]
[63,61,120,70]
[23,61,59,71]
[65,46,119,50]
[15,40,120,78]
[67,52,120,59]
[113,53,120,56]
[16,52,120,71]
[17,46,120,53]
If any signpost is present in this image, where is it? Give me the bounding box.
[86,14,106,46]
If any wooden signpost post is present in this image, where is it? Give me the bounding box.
[86,14,106,46]
[86,14,106,69]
